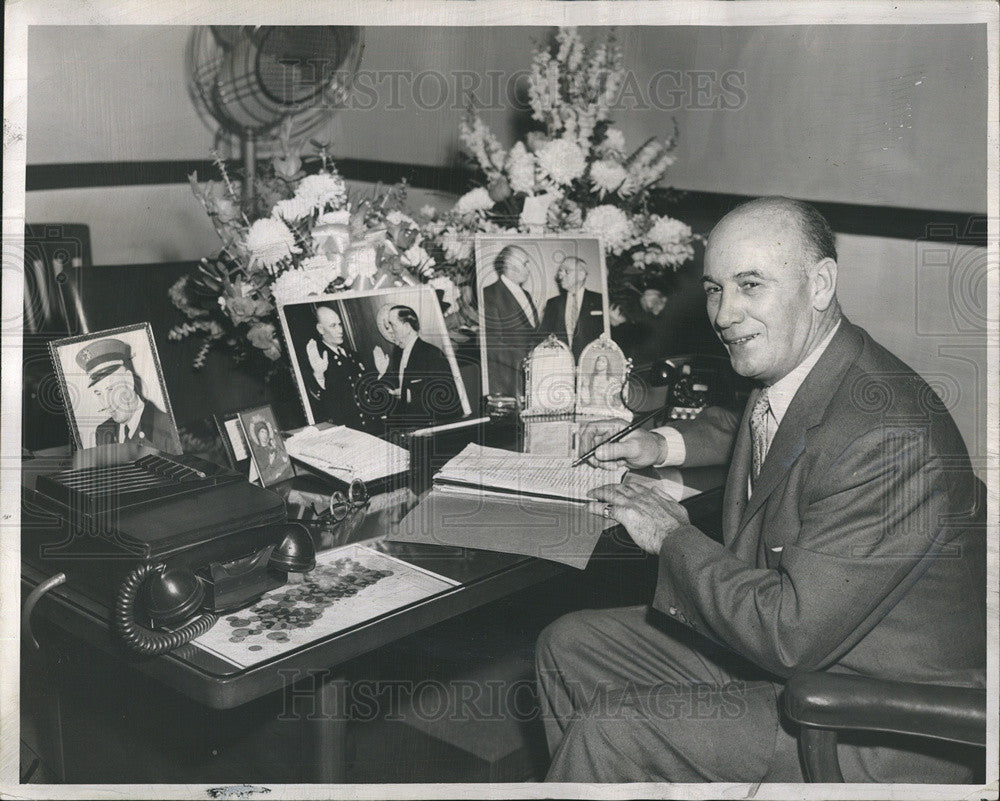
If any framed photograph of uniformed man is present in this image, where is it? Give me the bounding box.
[48,322,182,453]
[475,234,610,398]
[277,285,473,432]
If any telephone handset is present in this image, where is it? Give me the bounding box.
[113,523,316,655]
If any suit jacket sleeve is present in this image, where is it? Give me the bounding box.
[668,405,741,467]
[652,424,962,678]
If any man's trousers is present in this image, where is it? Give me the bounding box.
[535,605,976,783]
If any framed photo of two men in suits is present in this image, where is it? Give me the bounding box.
[48,322,182,453]
[474,234,610,399]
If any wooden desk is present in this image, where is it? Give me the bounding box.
[20,445,724,783]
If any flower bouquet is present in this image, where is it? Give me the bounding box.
[169,127,456,371]
[419,27,700,299]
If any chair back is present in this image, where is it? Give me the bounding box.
[22,224,93,451]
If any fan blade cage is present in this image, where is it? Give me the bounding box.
[187,25,363,139]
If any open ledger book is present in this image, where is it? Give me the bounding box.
[393,443,701,568]
[433,443,626,503]
[284,425,410,483]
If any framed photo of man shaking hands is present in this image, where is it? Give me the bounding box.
[475,235,610,398]
[277,286,473,433]
[48,322,182,454]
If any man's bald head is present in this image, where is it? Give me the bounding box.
[709,196,837,275]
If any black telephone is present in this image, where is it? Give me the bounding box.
[112,522,316,655]
[648,354,753,421]
[26,443,317,655]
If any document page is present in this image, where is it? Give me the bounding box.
[434,443,625,502]
[285,426,410,482]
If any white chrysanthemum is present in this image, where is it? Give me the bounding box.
[506,142,537,194]
[599,128,626,156]
[246,217,300,269]
[294,172,348,210]
[419,204,437,219]
[581,205,633,254]
[643,216,695,267]
[272,195,314,221]
[646,216,693,250]
[386,210,416,228]
[535,138,587,186]
[589,159,628,196]
[316,209,351,226]
[453,187,494,215]
[441,229,474,262]
[401,243,433,274]
[271,269,317,304]
[345,244,378,282]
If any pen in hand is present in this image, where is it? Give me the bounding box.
[571,408,662,467]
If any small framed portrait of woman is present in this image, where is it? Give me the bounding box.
[576,336,631,420]
[236,405,295,487]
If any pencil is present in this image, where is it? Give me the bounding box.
[571,407,662,467]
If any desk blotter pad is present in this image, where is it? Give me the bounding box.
[192,542,457,668]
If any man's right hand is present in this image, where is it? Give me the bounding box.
[579,418,667,470]
[306,339,328,390]
[373,345,390,377]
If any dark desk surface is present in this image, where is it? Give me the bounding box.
[21,441,724,711]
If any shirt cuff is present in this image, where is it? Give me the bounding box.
[650,426,686,467]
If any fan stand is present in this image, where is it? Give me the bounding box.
[241,131,257,206]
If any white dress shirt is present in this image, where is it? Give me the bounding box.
[500,275,537,327]
[398,336,417,390]
[652,320,842,468]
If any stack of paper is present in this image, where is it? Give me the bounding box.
[284,426,410,483]
[433,443,626,503]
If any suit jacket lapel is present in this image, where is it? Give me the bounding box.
[500,281,534,329]
[722,389,755,547]
[737,320,864,531]
[524,289,538,328]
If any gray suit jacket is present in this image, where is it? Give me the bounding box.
[658,319,985,690]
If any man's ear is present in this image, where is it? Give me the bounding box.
[812,258,838,311]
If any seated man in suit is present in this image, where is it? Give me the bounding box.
[536,197,985,783]
[539,255,605,361]
[481,244,541,398]
[376,304,463,427]
[76,337,182,454]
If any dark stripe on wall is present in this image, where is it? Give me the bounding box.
[25,159,987,246]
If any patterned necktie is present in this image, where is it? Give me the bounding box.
[566,291,578,347]
[749,389,770,487]
[123,424,131,442]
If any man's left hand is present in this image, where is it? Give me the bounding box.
[587,473,691,555]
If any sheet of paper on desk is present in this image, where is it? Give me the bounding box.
[284,425,410,482]
[389,487,617,570]
[191,542,456,669]
[647,474,702,501]
[434,443,626,502]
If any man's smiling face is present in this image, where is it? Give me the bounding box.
[702,214,820,386]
